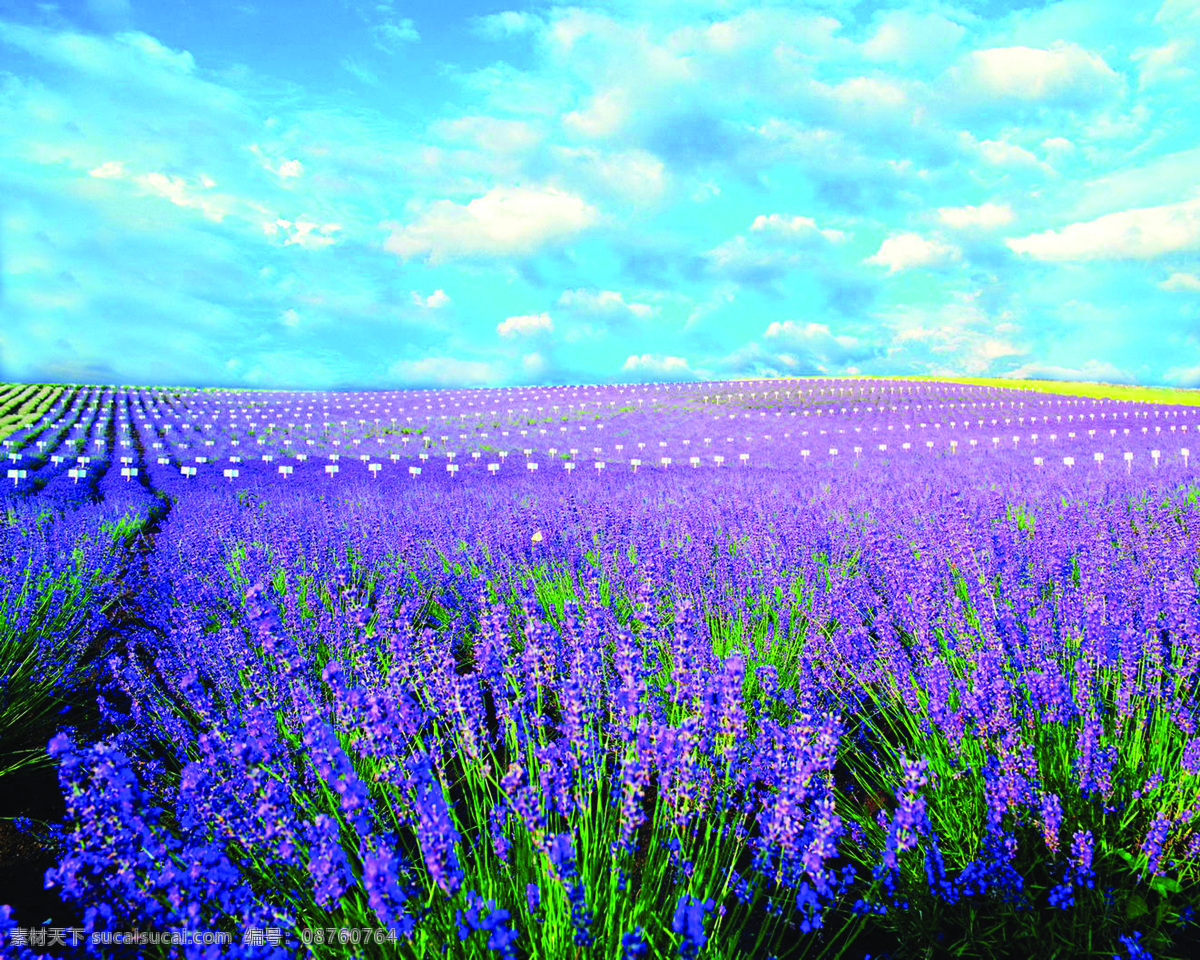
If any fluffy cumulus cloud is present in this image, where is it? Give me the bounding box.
[712,316,887,378]
[1005,359,1132,383]
[87,164,233,222]
[260,218,343,249]
[704,236,801,287]
[938,202,1015,230]
[1131,38,1197,88]
[860,9,967,68]
[763,320,878,364]
[548,146,668,206]
[430,115,542,155]
[864,233,961,272]
[878,293,1032,376]
[411,289,450,308]
[1,2,1194,387]
[702,213,847,289]
[383,185,599,263]
[472,10,545,40]
[497,312,554,337]
[371,19,419,53]
[1160,272,1200,292]
[622,353,691,377]
[390,356,499,386]
[1006,198,1200,260]
[557,289,654,317]
[751,214,846,244]
[950,42,1124,107]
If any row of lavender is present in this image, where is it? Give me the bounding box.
[2,381,1199,959]
[4,383,1197,502]
[2,398,1200,950]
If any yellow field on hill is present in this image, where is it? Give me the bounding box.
[740,375,1200,407]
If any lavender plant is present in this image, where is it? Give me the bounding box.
[1,380,1199,960]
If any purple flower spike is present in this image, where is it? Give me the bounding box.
[672,893,715,960]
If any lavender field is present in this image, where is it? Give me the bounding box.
[1,377,1199,960]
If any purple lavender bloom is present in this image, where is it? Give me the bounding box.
[361,845,415,935]
[305,813,351,909]
[1182,737,1200,776]
[613,748,651,858]
[1040,792,1064,854]
[621,926,649,960]
[1072,829,1096,887]
[1141,810,1173,877]
[881,756,931,872]
[800,790,843,898]
[1115,930,1153,960]
[672,894,715,960]
[411,753,464,895]
[489,802,512,863]
[457,890,519,960]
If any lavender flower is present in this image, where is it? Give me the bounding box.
[672,894,714,960]
[1039,792,1064,854]
[411,752,464,895]
[621,926,649,960]
[1141,810,1173,877]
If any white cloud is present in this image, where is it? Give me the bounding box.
[390,356,498,386]
[557,289,653,317]
[1160,271,1200,291]
[473,11,545,39]
[1155,0,1200,26]
[1132,38,1196,87]
[411,289,450,308]
[84,162,231,221]
[705,235,799,282]
[825,75,909,114]
[263,218,341,249]
[763,320,870,363]
[497,312,554,337]
[371,19,419,54]
[281,308,300,327]
[974,338,1024,363]
[1006,198,1200,260]
[622,353,691,375]
[247,144,308,179]
[340,58,378,85]
[751,213,846,243]
[383,185,599,263]
[880,294,1031,374]
[431,115,541,154]
[135,171,229,221]
[522,351,547,375]
[88,160,125,178]
[975,138,1048,170]
[955,42,1122,104]
[765,320,852,345]
[562,88,631,139]
[1004,359,1130,382]
[864,233,960,272]
[1164,362,1200,388]
[937,202,1015,229]
[1041,136,1075,158]
[550,146,667,206]
[860,10,967,67]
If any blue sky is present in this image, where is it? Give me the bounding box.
[2,0,1199,389]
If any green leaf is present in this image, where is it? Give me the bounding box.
[1126,893,1148,919]
[1149,874,1182,896]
